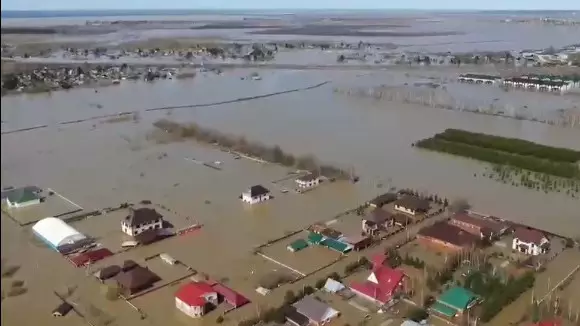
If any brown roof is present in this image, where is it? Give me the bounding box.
[115,266,160,293]
[121,260,137,271]
[452,212,509,234]
[368,193,398,207]
[394,196,430,211]
[95,265,121,280]
[514,227,547,245]
[418,222,479,248]
[365,208,394,224]
[392,213,412,226]
[125,208,163,227]
[296,173,320,182]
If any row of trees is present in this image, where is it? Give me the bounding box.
[344,257,372,275]
[415,138,580,179]
[434,129,580,163]
[479,272,536,322]
[153,119,350,179]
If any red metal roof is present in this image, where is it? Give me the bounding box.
[211,283,250,308]
[350,266,405,304]
[175,282,215,307]
[69,248,113,267]
[533,319,562,326]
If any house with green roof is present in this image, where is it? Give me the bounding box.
[287,239,309,252]
[431,286,479,318]
[321,238,353,254]
[308,232,324,245]
[3,188,41,208]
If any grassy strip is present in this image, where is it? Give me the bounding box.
[415,138,580,179]
[434,129,580,163]
[153,119,350,179]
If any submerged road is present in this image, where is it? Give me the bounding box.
[0,80,330,135]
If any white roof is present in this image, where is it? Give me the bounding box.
[323,278,345,293]
[32,217,87,248]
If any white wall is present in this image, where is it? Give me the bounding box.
[122,219,163,236]
[394,205,416,216]
[7,198,41,208]
[241,193,271,204]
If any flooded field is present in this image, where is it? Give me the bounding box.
[1,65,580,326]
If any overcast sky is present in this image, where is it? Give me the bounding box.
[2,0,579,11]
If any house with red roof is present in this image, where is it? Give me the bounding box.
[530,319,561,326]
[175,282,218,318]
[350,255,406,305]
[512,227,549,256]
[211,283,250,309]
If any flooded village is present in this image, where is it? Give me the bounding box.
[2,9,580,326]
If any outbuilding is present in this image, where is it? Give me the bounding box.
[32,217,89,252]
[3,187,41,208]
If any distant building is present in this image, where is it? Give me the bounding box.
[366,192,398,208]
[240,185,271,204]
[115,265,160,295]
[122,208,164,236]
[417,222,480,252]
[457,74,501,85]
[512,227,550,255]
[175,282,218,318]
[393,196,430,216]
[295,174,321,188]
[4,187,41,208]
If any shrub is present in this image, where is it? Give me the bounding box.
[303,286,315,295]
[11,280,24,288]
[315,278,326,289]
[284,290,296,304]
[216,316,224,324]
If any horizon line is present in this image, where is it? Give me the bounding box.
[2,8,578,12]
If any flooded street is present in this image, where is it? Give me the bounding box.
[2,69,579,238]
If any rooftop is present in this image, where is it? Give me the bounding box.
[124,208,163,227]
[437,286,479,311]
[175,282,216,307]
[418,222,480,248]
[245,185,270,197]
[514,227,547,245]
[4,187,40,204]
[452,212,509,234]
[394,195,430,211]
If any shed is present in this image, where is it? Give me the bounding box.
[432,286,479,317]
[32,217,88,252]
[4,187,41,208]
[287,239,309,252]
[52,302,73,317]
[160,253,178,265]
[70,248,113,268]
[94,265,121,281]
[323,278,345,293]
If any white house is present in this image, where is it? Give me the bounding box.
[512,227,550,256]
[4,188,41,208]
[121,208,164,236]
[175,282,218,318]
[295,174,321,188]
[240,185,271,204]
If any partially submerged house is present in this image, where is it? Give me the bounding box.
[94,265,121,281]
[122,208,164,236]
[362,207,394,234]
[350,256,406,305]
[512,227,550,256]
[290,296,340,326]
[115,265,160,295]
[393,196,430,216]
[449,212,509,240]
[457,73,501,85]
[340,234,372,251]
[211,282,250,309]
[240,185,271,204]
[431,286,479,319]
[3,187,41,208]
[417,222,480,252]
[175,282,218,318]
[295,173,321,188]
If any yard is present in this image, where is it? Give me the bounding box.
[3,189,83,225]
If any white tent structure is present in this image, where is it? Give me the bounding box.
[32,217,88,252]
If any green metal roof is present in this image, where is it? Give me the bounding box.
[288,239,309,252]
[6,188,40,204]
[308,232,324,244]
[431,302,457,317]
[437,286,478,311]
[321,238,351,253]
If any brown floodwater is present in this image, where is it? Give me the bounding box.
[1,67,580,326]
